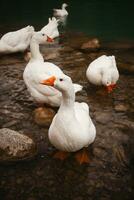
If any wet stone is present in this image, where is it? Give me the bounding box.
[0,128,37,162]
[33,107,56,127]
[114,104,129,112]
[81,38,100,51]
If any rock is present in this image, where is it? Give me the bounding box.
[81,38,100,51]
[33,107,56,127]
[0,128,37,162]
[114,104,128,112]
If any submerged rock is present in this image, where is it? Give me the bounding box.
[114,104,129,112]
[81,38,100,51]
[0,128,37,162]
[33,107,56,127]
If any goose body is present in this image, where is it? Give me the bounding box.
[23,32,82,107]
[49,101,96,152]
[41,75,96,153]
[53,3,68,17]
[0,26,34,54]
[41,17,59,39]
[86,55,119,92]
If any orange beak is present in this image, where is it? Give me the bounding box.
[40,76,56,86]
[47,36,54,43]
[106,84,116,93]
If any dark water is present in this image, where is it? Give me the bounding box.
[0,0,134,41]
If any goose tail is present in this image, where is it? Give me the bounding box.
[73,84,83,93]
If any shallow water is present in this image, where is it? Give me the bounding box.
[0,0,134,41]
[0,32,134,199]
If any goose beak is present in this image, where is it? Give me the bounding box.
[106,84,116,93]
[47,36,54,43]
[40,76,56,86]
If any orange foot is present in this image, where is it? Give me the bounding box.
[53,151,69,161]
[75,149,90,164]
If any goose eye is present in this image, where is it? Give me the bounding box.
[59,78,63,81]
[42,33,45,36]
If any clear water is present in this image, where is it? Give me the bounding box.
[0,0,134,41]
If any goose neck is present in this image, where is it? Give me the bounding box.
[62,5,66,10]
[30,38,43,61]
[60,88,75,111]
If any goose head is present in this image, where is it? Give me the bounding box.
[41,17,59,39]
[32,31,54,44]
[100,55,119,93]
[40,75,73,93]
[62,3,68,9]
[102,73,117,93]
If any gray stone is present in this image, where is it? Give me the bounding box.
[0,128,37,162]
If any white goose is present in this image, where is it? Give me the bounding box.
[86,55,119,93]
[41,75,96,164]
[41,17,59,39]
[23,32,82,107]
[53,3,68,17]
[0,26,34,54]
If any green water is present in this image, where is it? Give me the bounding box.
[0,0,134,41]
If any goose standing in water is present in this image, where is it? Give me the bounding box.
[41,75,96,164]
[86,55,119,93]
[53,3,68,17]
[23,32,82,107]
[41,17,59,39]
[0,26,34,54]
